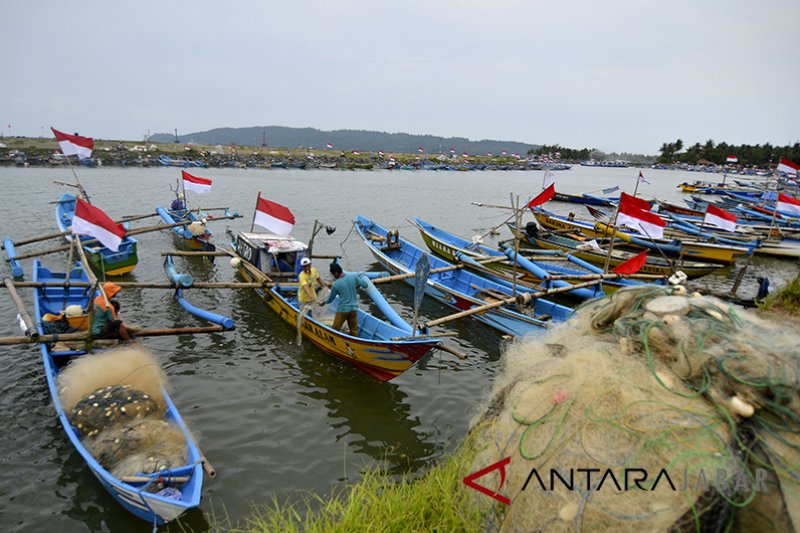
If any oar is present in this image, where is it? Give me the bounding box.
[0,325,229,346]
[121,475,191,485]
[422,280,600,329]
[4,278,38,338]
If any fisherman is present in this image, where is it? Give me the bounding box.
[92,282,134,342]
[319,263,367,335]
[298,257,328,306]
[171,194,186,212]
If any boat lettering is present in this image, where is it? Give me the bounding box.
[302,322,337,345]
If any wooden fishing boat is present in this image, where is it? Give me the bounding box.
[231,231,441,381]
[516,225,722,279]
[31,261,203,525]
[552,191,615,206]
[412,217,608,300]
[355,215,574,337]
[56,193,139,276]
[156,205,216,251]
[532,208,749,265]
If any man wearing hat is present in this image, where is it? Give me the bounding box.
[298,257,328,306]
[92,281,134,342]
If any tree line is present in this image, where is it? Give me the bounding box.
[658,139,800,166]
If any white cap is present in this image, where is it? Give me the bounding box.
[301,257,311,266]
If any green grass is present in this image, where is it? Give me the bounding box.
[222,435,492,533]
[759,272,800,315]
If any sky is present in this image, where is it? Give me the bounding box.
[2,0,798,155]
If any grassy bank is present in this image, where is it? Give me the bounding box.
[222,434,492,533]
[759,272,800,315]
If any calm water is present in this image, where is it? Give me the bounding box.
[0,165,793,532]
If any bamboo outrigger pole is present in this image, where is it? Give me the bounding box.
[4,277,38,338]
[0,325,229,346]
[422,280,601,330]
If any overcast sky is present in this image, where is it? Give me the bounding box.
[2,0,797,155]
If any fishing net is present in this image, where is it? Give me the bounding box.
[70,385,161,437]
[85,419,188,480]
[57,347,189,483]
[472,285,800,532]
[57,346,167,413]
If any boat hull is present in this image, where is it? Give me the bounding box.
[32,262,202,525]
[236,267,438,381]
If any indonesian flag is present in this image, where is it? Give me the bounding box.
[182,170,212,194]
[450,148,456,154]
[71,198,126,251]
[418,147,424,153]
[254,193,295,235]
[616,193,665,238]
[527,184,555,208]
[703,204,737,232]
[776,193,800,216]
[619,192,651,212]
[638,170,650,184]
[543,169,555,189]
[726,155,738,163]
[52,127,93,160]
[612,250,648,275]
[778,157,799,177]
[378,150,385,156]
[326,142,333,149]
[352,150,360,155]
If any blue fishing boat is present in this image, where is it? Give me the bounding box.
[412,217,604,301]
[56,193,139,276]
[355,215,574,337]
[156,205,215,252]
[31,261,204,525]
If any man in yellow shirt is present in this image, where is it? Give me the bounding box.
[296,257,328,344]
[298,257,328,303]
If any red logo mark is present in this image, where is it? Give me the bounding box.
[463,456,511,505]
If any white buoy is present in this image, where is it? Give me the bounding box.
[729,395,755,417]
[230,257,242,268]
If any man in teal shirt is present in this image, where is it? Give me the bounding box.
[320,263,368,335]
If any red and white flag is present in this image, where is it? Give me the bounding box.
[616,193,665,238]
[777,193,800,216]
[71,198,126,251]
[182,170,212,194]
[613,250,648,275]
[637,170,650,184]
[726,155,738,163]
[619,192,651,212]
[52,127,93,160]
[378,150,385,156]
[778,157,799,177]
[352,150,360,155]
[703,204,737,232]
[527,184,555,208]
[418,147,424,153]
[326,142,333,149]
[254,193,295,235]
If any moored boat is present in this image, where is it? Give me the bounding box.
[31,261,204,525]
[355,215,574,337]
[56,193,139,276]
[515,224,722,279]
[156,204,216,252]
[231,231,442,381]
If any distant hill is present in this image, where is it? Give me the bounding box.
[149,126,539,155]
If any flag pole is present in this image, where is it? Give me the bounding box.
[63,156,90,204]
[632,171,641,198]
[511,194,521,299]
[250,192,260,233]
[601,204,621,273]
